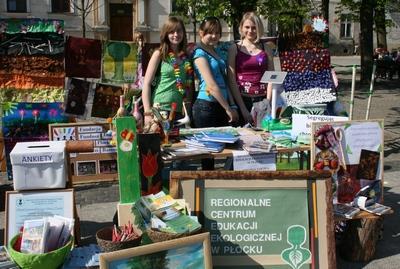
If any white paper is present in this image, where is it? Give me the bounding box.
[291,114,348,141]
[232,150,276,171]
[343,122,382,164]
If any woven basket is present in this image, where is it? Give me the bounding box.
[96,226,142,253]
[146,227,201,243]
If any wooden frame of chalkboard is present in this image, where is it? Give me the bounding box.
[99,232,212,269]
[48,122,118,184]
[170,170,335,269]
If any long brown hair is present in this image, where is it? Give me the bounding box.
[159,16,187,60]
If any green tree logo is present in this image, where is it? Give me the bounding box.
[281,225,311,269]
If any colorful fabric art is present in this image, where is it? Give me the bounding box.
[91,83,123,118]
[279,35,336,105]
[0,88,64,103]
[65,36,102,78]
[64,78,91,116]
[0,54,64,90]
[0,18,64,34]
[1,102,68,179]
[102,41,137,84]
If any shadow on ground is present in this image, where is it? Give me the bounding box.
[336,184,400,269]
[79,220,114,246]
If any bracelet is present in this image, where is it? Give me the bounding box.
[143,111,153,116]
[230,104,238,110]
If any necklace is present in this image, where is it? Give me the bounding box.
[167,50,194,97]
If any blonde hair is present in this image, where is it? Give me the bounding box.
[239,12,264,43]
[159,16,188,60]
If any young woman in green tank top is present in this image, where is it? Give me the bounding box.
[142,16,194,127]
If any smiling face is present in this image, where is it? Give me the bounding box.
[200,30,221,46]
[241,19,257,42]
[168,25,184,47]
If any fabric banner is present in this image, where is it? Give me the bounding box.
[91,83,123,118]
[102,41,137,84]
[1,102,69,179]
[64,78,91,116]
[0,18,64,34]
[0,54,64,90]
[0,88,64,103]
[65,36,102,78]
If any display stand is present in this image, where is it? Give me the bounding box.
[260,71,289,131]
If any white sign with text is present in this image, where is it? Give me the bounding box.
[291,114,348,142]
[232,151,276,171]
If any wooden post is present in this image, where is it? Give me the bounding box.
[338,217,382,262]
[115,117,141,203]
[365,62,377,120]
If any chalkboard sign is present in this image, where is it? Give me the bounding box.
[170,171,335,269]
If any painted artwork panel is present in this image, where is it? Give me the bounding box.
[65,36,102,78]
[91,83,123,118]
[102,41,137,84]
[64,78,91,116]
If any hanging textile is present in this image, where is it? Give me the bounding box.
[65,36,102,78]
[102,41,137,84]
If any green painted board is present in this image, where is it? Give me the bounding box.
[115,117,141,203]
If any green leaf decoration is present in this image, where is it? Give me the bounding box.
[378,144,382,152]
[344,123,351,129]
[346,144,352,155]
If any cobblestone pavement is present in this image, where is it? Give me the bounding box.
[1,56,400,268]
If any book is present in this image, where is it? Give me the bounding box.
[362,203,391,215]
[0,246,18,269]
[333,203,360,219]
[200,131,239,144]
[161,214,202,234]
[20,219,49,254]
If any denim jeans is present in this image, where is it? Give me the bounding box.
[192,99,229,128]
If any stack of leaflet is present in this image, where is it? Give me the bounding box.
[135,191,201,234]
[182,131,239,153]
[268,131,298,148]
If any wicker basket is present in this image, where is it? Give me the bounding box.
[146,227,201,243]
[96,226,142,252]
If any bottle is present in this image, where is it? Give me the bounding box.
[132,96,143,132]
[116,95,126,117]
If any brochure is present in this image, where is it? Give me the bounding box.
[333,203,360,219]
[362,203,392,215]
[20,219,49,254]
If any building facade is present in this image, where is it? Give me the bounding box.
[1,0,399,53]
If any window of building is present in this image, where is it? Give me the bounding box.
[340,14,352,38]
[51,0,71,13]
[7,0,27,12]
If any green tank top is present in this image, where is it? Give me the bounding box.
[152,61,185,113]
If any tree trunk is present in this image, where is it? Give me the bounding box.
[375,3,387,49]
[81,0,86,38]
[321,0,330,46]
[321,0,329,20]
[359,0,375,83]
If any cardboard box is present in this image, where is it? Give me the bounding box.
[10,141,67,190]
